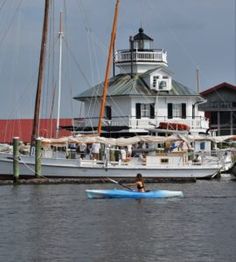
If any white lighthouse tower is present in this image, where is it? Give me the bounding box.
[115,27,168,74]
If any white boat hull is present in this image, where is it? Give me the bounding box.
[0,153,219,179]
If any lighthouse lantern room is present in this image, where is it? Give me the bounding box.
[115,28,168,74]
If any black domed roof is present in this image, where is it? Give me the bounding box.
[133,27,153,41]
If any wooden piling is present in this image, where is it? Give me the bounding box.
[13,137,20,183]
[35,138,42,177]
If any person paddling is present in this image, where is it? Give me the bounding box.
[135,173,145,192]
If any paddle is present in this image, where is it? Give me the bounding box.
[105,177,134,191]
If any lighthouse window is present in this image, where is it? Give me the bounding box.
[141,104,150,117]
[144,41,150,49]
[139,40,144,50]
[173,104,182,118]
[105,106,112,120]
[136,103,155,118]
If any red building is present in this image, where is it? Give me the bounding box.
[0,119,73,143]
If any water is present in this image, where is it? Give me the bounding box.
[0,178,236,262]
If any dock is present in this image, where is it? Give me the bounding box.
[0,176,196,185]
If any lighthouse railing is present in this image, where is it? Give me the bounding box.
[115,49,167,64]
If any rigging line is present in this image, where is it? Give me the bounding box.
[76,0,95,84]
[49,83,56,120]
[90,30,106,90]
[10,4,23,121]
[2,74,36,127]
[63,38,91,88]
[62,1,75,132]
[144,0,199,68]
[0,4,33,124]
[74,1,108,57]
[41,1,58,138]
[84,30,108,119]
[79,0,106,86]
[43,37,59,113]
[0,0,24,49]
[87,74,104,120]
[74,0,113,83]
[86,27,95,85]
[0,0,8,12]
[74,0,106,118]
[63,0,76,127]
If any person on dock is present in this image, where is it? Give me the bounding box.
[79,143,87,159]
[91,143,100,160]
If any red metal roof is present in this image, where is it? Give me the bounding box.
[200,82,236,97]
[0,119,72,143]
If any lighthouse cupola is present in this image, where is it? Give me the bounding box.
[115,27,168,74]
[133,27,153,50]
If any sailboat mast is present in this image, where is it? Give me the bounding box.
[31,0,50,142]
[97,0,120,136]
[56,12,64,138]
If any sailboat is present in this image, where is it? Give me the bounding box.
[0,0,226,180]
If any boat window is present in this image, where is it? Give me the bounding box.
[161,158,169,164]
[200,142,205,150]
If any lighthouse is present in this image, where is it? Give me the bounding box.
[74,27,209,137]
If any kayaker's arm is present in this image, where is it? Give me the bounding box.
[105,177,134,191]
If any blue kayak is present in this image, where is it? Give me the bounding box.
[86,189,184,199]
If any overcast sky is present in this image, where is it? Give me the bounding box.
[0,0,235,119]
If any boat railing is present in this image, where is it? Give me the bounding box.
[193,150,230,167]
[77,149,223,169]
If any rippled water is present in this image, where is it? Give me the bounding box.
[0,178,236,262]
